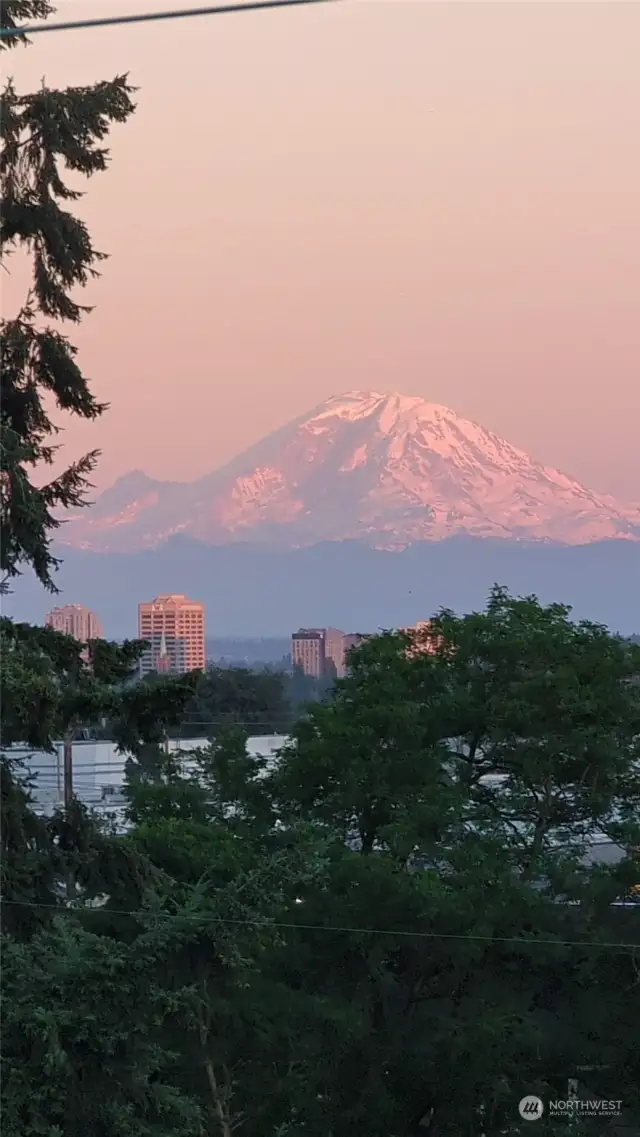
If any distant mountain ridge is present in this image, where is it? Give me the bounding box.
[63,391,640,552]
[7,536,640,640]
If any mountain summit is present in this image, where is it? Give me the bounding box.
[64,391,640,551]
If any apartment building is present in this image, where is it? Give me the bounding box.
[291,628,326,678]
[291,627,369,678]
[45,604,102,643]
[138,594,205,676]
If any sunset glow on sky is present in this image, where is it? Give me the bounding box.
[4,0,639,500]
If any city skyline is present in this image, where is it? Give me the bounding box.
[3,0,639,501]
[40,605,437,672]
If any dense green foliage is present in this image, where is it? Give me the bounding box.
[3,589,640,1136]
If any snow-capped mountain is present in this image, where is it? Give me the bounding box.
[62,391,640,552]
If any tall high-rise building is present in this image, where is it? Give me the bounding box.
[45,604,102,643]
[138,594,205,676]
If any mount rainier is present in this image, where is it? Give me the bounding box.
[63,391,640,552]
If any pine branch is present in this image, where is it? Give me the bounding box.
[0,6,135,587]
[0,1,53,52]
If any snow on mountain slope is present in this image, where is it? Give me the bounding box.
[62,391,640,551]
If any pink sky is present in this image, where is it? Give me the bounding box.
[4,0,640,500]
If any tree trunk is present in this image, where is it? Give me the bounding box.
[204,1058,234,1137]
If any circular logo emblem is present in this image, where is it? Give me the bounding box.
[519,1096,544,1121]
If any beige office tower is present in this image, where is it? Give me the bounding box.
[45,604,103,643]
[138,594,205,676]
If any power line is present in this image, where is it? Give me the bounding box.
[1,897,638,951]
[0,0,339,40]
[7,721,294,732]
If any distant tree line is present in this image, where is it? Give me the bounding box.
[176,663,333,738]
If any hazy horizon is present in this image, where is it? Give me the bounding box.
[6,537,639,640]
[4,0,639,501]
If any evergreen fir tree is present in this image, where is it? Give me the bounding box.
[0,0,136,589]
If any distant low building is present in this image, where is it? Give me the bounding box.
[291,627,347,678]
[9,735,287,832]
[291,623,442,676]
[291,628,371,678]
[45,604,102,643]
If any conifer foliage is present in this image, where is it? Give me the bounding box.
[0,0,136,589]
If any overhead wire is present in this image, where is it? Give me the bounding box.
[1,898,638,951]
[0,0,339,40]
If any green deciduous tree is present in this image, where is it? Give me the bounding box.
[264,588,640,1135]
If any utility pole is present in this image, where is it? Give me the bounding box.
[63,728,74,901]
[63,729,73,811]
